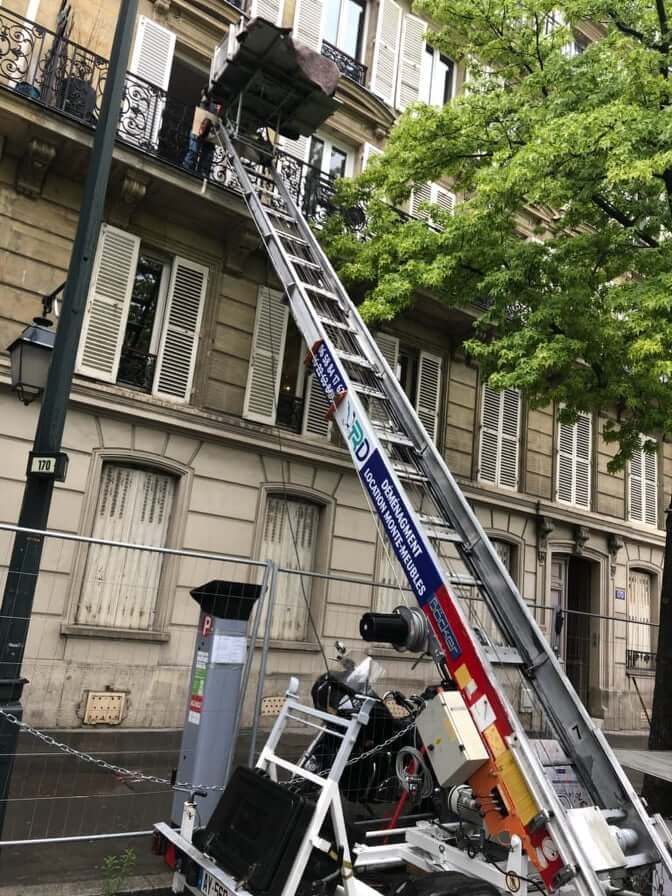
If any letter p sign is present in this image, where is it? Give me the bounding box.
[201,614,213,637]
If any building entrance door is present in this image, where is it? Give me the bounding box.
[550,554,593,709]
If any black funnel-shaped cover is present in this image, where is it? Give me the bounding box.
[190,580,261,621]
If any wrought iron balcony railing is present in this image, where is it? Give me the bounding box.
[626,648,657,674]
[0,7,338,224]
[320,40,367,87]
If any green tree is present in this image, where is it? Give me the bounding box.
[323,0,672,812]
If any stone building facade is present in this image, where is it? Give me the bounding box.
[0,0,664,733]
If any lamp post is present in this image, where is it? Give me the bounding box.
[0,0,138,835]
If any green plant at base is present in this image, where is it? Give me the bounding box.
[102,847,136,896]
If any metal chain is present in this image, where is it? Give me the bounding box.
[0,708,227,792]
[0,705,418,794]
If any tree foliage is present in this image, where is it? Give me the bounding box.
[323,0,672,468]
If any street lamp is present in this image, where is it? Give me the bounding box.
[7,316,55,405]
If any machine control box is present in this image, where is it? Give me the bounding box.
[417,691,489,788]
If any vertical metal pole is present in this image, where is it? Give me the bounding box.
[224,561,271,782]
[0,0,139,835]
[249,561,277,766]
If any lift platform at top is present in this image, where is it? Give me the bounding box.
[209,16,341,142]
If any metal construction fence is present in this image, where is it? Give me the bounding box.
[0,522,660,889]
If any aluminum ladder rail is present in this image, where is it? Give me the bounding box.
[216,123,672,895]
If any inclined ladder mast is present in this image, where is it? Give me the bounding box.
[214,118,672,896]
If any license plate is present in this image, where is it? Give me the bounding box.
[200,869,232,896]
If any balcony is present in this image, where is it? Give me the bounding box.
[320,40,367,87]
[0,8,337,223]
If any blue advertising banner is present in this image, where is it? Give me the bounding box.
[359,449,442,605]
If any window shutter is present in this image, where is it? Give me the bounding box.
[129,17,175,89]
[361,142,383,172]
[77,465,175,630]
[249,0,284,24]
[374,332,400,375]
[432,184,456,214]
[416,350,442,443]
[478,385,500,485]
[410,182,432,218]
[574,413,592,508]
[500,389,521,489]
[628,570,653,655]
[126,18,175,149]
[302,373,332,439]
[293,0,324,51]
[630,440,658,526]
[556,411,591,508]
[629,448,643,523]
[478,386,520,488]
[371,0,402,105]
[76,225,140,383]
[153,257,208,402]
[243,287,289,424]
[644,447,658,526]
[396,14,425,110]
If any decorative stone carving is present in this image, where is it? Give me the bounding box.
[574,525,590,555]
[153,0,171,14]
[536,515,554,563]
[15,138,56,198]
[109,170,151,227]
[607,532,624,577]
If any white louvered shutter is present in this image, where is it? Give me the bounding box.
[248,0,284,24]
[575,413,592,508]
[644,448,658,525]
[257,497,319,640]
[410,182,432,218]
[361,142,383,172]
[302,373,332,439]
[432,184,456,214]
[630,440,658,526]
[478,386,521,488]
[76,225,140,383]
[396,14,425,110]
[293,0,324,50]
[126,18,175,149]
[478,385,500,485]
[243,287,289,424]
[556,411,592,508]
[371,0,402,105]
[153,258,208,402]
[500,389,521,488]
[76,465,175,630]
[628,570,653,657]
[375,332,400,375]
[416,350,442,443]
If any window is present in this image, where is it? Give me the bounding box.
[410,182,456,223]
[556,411,592,509]
[420,45,454,106]
[473,539,516,646]
[629,439,658,527]
[627,570,657,673]
[76,226,208,402]
[478,385,521,490]
[243,287,331,439]
[374,333,443,442]
[75,464,176,630]
[258,496,321,640]
[323,0,366,59]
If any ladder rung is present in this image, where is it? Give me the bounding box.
[373,428,415,448]
[449,575,483,588]
[318,315,356,333]
[352,382,387,400]
[287,254,322,270]
[425,526,463,544]
[392,463,428,484]
[335,349,373,369]
[277,230,308,247]
[266,208,296,224]
[299,283,340,302]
